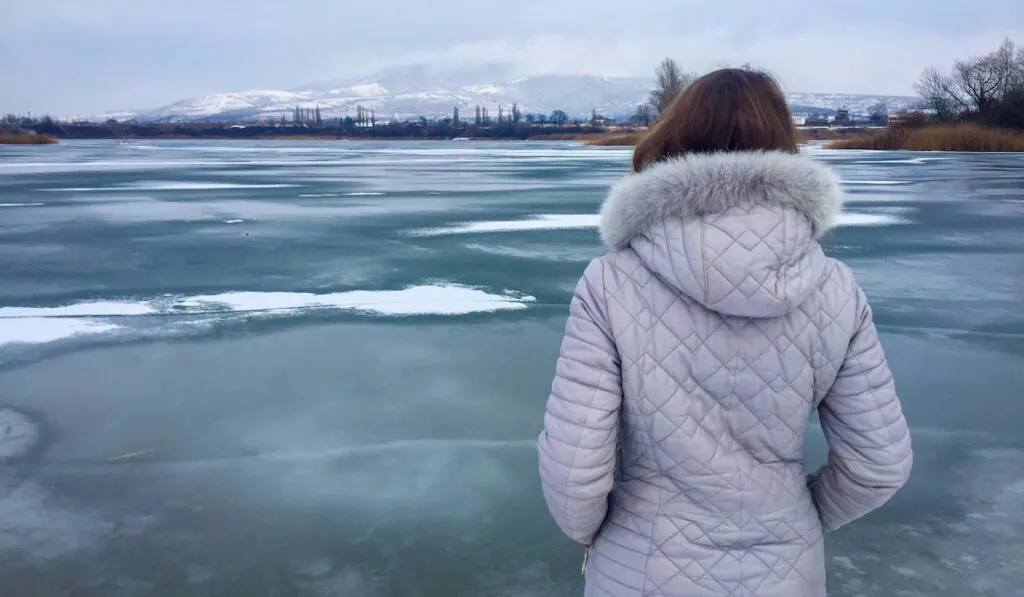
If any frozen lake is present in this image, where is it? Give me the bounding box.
[1,140,1023,596]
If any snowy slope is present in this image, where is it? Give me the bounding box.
[103,65,919,123]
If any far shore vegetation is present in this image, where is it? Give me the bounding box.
[825,123,1024,152]
[828,38,1024,151]
[3,39,1021,152]
[0,131,58,145]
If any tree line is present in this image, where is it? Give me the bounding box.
[642,41,1024,131]
[274,103,584,129]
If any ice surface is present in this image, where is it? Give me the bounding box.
[0,482,116,562]
[462,242,596,262]
[45,181,299,191]
[0,408,39,461]
[19,195,468,224]
[2,141,1021,596]
[0,203,44,207]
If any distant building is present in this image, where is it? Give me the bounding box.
[834,108,851,125]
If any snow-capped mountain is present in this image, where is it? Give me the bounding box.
[98,64,919,123]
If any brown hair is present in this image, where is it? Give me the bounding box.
[633,68,798,172]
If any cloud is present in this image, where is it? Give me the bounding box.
[396,27,1023,95]
[1,0,1022,115]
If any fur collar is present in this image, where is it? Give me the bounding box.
[598,150,844,250]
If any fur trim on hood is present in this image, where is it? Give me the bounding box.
[599,150,844,250]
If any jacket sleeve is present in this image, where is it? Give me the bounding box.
[808,283,913,532]
[538,260,622,545]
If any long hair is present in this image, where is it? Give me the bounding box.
[633,68,798,172]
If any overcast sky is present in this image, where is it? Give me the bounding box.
[2,0,1022,116]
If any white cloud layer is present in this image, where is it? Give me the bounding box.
[1,0,1022,115]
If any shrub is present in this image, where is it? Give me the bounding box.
[825,124,1024,152]
[0,132,58,145]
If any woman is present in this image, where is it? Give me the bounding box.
[537,68,912,597]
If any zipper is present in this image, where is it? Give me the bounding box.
[581,544,590,576]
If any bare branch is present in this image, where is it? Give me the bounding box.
[649,58,695,115]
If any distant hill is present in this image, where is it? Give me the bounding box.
[96,64,919,124]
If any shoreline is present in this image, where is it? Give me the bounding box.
[46,134,638,143]
[14,127,1021,152]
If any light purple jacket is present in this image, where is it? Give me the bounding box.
[538,151,912,597]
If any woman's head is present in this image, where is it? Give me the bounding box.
[632,68,797,172]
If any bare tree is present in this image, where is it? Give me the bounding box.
[868,101,889,124]
[915,37,1024,125]
[649,58,694,115]
[632,105,651,127]
[914,67,966,122]
[954,55,1003,117]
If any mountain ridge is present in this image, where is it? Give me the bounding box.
[96,66,919,123]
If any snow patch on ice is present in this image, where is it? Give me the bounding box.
[411,212,910,237]
[840,179,914,186]
[0,318,121,346]
[177,285,534,316]
[409,214,598,236]
[0,285,534,347]
[0,302,149,345]
[0,302,156,318]
[835,212,913,227]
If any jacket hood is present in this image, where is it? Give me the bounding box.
[598,150,844,318]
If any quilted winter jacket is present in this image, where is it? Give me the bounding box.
[537,150,913,597]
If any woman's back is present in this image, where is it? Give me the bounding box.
[537,69,912,597]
